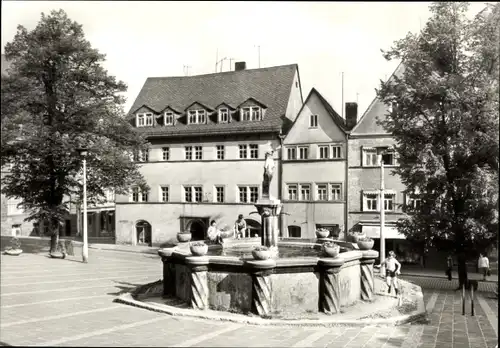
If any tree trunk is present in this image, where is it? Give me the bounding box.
[49,221,59,254]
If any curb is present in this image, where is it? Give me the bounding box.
[88,246,158,255]
[114,291,426,328]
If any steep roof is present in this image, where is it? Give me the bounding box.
[128,64,298,138]
[351,62,404,135]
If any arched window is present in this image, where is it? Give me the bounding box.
[288,225,301,238]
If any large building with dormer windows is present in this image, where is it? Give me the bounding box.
[281,88,354,240]
[115,62,303,246]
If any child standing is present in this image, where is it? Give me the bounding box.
[383,251,402,296]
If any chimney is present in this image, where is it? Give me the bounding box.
[345,102,358,130]
[235,61,246,71]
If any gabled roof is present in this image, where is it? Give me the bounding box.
[130,104,160,114]
[285,88,346,137]
[214,102,236,110]
[184,101,215,112]
[351,62,404,135]
[128,64,298,137]
[159,105,182,114]
[236,97,268,109]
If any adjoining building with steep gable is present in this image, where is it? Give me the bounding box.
[115,62,303,246]
[346,63,420,263]
[281,88,357,240]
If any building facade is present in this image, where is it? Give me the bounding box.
[115,63,303,246]
[346,63,420,263]
[281,88,350,240]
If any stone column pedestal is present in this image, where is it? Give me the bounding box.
[245,259,276,317]
[185,256,209,310]
[318,258,345,314]
[158,248,177,296]
[254,199,282,254]
[360,250,379,301]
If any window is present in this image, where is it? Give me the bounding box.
[162,147,170,161]
[319,146,329,159]
[330,184,342,201]
[317,184,328,201]
[364,194,378,211]
[7,198,23,215]
[287,147,296,160]
[105,190,115,202]
[249,144,259,159]
[287,184,298,200]
[216,145,225,160]
[215,186,225,203]
[131,187,148,202]
[381,151,396,166]
[239,145,248,159]
[298,146,309,160]
[288,225,301,238]
[238,186,259,203]
[188,110,206,124]
[219,108,229,123]
[384,194,395,211]
[300,184,311,201]
[160,186,169,202]
[185,146,193,160]
[310,114,318,128]
[164,112,174,126]
[241,107,262,121]
[363,148,378,166]
[184,186,203,203]
[406,193,422,210]
[195,146,203,160]
[133,149,149,162]
[331,146,342,159]
[136,113,154,127]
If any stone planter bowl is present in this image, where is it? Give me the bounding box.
[4,249,22,256]
[322,245,340,258]
[252,249,271,260]
[315,230,330,239]
[190,243,208,257]
[357,239,374,250]
[177,232,192,243]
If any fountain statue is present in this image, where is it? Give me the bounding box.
[255,142,282,257]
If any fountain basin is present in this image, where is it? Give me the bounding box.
[159,242,379,317]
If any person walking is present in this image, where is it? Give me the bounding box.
[478,253,490,281]
[382,251,402,296]
[446,255,453,281]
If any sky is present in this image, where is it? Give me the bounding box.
[1,1,488,117]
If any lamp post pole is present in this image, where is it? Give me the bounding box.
[77,148,89,263]
[379,154,385,277]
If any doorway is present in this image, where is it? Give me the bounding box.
[189,220,206,241]
[136,220,152,246]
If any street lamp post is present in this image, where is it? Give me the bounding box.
[78,148,89,263]
[379,154,386,277]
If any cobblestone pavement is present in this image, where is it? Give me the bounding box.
[0,251,497,347]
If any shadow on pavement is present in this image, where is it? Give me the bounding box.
[0,341,12,346]
[108,280,145,296]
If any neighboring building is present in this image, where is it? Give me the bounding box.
[115,62,303,246]
[346,63,419,263]
[281,88,350,240]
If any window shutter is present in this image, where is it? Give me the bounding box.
[361,146,365,166]
[135,115,139,127]
[239,108,243,121]
[362,192,367,211]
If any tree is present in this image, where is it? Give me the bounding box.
[1,10,149,254]
[376,2,499,287]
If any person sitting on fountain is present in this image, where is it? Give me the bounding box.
[207,220,224,245]
[234,214,247,239]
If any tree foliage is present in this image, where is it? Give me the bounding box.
[376,2,499,255]
[1,10,149,250]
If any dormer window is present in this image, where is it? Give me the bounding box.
[218,108,229,123]
[136,113,154,127]
[241,106,261,121]
[164,112,175,126]
[188,110,206,124]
